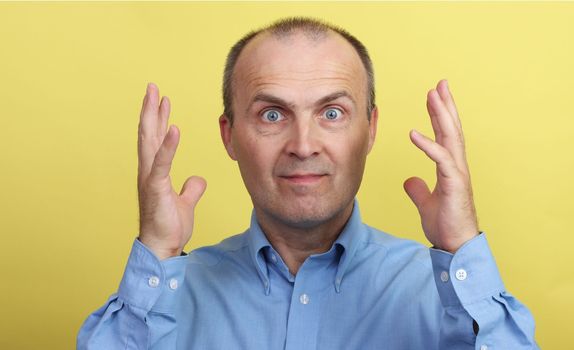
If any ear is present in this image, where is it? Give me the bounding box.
[367,105,378,154]
[219,114,237,160]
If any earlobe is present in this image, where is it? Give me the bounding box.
[219,114,237,160]
[367,106,378,154]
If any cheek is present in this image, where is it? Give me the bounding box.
[328,133,370,181]
[233,131,280,178]
[332,129,370,162]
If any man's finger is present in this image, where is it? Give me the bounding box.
[436,79,461,127]
[426,98,443,145]
[436,80,465,144]
[149,125,180,182]
[140,83,160,140]
[427,89,467,171]
[180,176,207,208]
[138,83,164,180]
[409,129,459,180]
[158,96,170,140]
[403,176,431,210]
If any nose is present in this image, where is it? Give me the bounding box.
[284,117,322,160]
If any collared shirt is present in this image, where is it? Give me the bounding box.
[78,200,538,349]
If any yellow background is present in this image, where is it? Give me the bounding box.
[0,2,572,348]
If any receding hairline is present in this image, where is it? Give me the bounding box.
[234,30,367,113]
[232,27,363,87]
[222,17,376,124]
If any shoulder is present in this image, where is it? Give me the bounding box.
[353,224,437,298]
[185,231,250,267]
[358,223,432,269]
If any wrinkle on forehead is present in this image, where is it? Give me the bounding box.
[245,72,359,94]
[243,60,359,84]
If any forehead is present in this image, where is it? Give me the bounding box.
[232,30,367,109]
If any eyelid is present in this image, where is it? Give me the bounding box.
[324,105,345,112]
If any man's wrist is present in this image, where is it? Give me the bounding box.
[433,231,480,254]
[137,236,183,260]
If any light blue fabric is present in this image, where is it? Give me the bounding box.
[78,200,538,349]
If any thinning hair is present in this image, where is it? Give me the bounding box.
[222,17,375,125]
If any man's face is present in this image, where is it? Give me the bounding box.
[220,30,378,228]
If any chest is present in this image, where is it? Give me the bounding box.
[174,259,441,350]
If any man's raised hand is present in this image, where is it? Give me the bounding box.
[403,79,479,253]
[137,83,207,260]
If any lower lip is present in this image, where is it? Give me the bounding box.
[280,175,326,184]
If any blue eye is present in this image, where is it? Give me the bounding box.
[262,109,282,122]
[324,108,342,120]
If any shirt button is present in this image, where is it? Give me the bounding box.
[480,345,488,350]
[299,293,310,305]
[148,276,160,288]
[169,278,178,290]
[455,269,467,281]
[270,254,277,263]
[440,271,449,282]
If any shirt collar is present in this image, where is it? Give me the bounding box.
[246,209,272,295]
[246,198,367,295]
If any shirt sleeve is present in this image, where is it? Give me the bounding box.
[77,238,188,350]
[429,232,539,350]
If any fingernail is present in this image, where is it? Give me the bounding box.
[147,82,153,93]
[444,79,449,88]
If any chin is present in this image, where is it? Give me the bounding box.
[262,194,352,229]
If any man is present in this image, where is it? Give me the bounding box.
[78,17,538,349]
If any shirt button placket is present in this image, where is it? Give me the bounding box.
[440,271,449,282]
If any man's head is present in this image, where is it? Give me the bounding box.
[219,17,378,229]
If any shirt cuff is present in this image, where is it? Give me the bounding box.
[118,238,188,313]
[429,232,505,308]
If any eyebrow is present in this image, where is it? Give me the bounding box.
[247,90,356,113]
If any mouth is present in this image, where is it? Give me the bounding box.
[279,173,328,184]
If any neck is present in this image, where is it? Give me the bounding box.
[255,201,354,276]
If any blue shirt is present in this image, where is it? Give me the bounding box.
[78,200,538,349]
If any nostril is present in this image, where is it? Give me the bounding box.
[283,121,323,159]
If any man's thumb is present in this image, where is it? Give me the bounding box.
[403,176,431,210]
[180,176,207,207]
